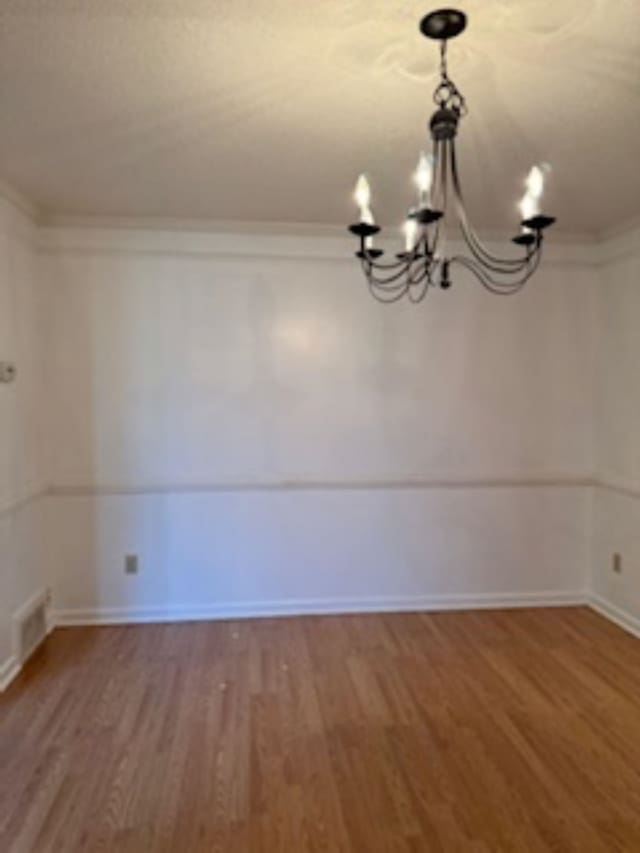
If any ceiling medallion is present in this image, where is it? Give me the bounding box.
[348,8,556,303]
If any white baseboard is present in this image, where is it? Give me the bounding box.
[53,590,586,627]
[5,591,633,692]
[0,655,21,692]
[17,590,638,690]
[588,594,640,639]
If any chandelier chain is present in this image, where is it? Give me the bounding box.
[433,40,467,115]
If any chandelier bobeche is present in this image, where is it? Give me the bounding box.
[348,8,556,303]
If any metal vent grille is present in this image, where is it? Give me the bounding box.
[13,590,49,665]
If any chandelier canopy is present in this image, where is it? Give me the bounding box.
[348,8,556,303]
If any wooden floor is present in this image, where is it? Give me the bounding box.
[1,607,640,851]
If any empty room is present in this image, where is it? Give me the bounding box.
[1,1,639,850]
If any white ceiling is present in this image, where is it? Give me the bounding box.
[1,0,639,233]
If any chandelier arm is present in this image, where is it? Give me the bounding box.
[359,253,411,276]
[363,248,436,287]
[408,250,434,284]
[453,249,540,289]
[468,238,537,272]
[484,246,542,290]
[360,242,433,273]
[362,261,418,288]
[428,141,445,258]
[366,276,412,292]
[428,139,448,263]
[407,263,431,288]
[368,281,411,303]
[360,256,414,274]
[366,271,428,292]
[365,257,433,299]
[364,263,418,290]
[427,220,441,263]
[407,280,430,303]
[441,137,449,214]
[506,242,544,286]
[411,255,442,290]
[369,278,415,293]
[372,262,429,302]
[458,209,537,274]
[433,139,445,208]
[427,256,442,286]
[462,226,540,275]
[450,256,526,294]
[449,141,534,270]
[450,245,543,293]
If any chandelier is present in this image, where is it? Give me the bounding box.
[348,8,556,303]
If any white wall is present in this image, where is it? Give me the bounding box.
[2,202,637,679]
[40,227,596,620]
[0,195,46,683]
[592,227,640,630]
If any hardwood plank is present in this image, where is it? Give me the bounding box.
[1,607,640,851]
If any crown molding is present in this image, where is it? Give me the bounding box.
[38,224,358,262]
[598,213,640,243]
[33,206,640,268]
[594,222,640,266]
[37,220,597,266]
[4,177,637,254]
[40,214,349,238]
[40,212,594,243]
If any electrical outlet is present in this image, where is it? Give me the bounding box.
[125,554,139,575]
[612,553,622,575]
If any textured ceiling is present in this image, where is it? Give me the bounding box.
[1,0,639,233]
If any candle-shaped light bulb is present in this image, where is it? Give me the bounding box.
[518,163,550,232]
[519,192,537,221]
[525,164,545,202]
[354,174,375,247]
[354,174,372,221]
[518,193,537,234]
[404,217,419,252]
[518,163,550,227]
[414,152,433,206]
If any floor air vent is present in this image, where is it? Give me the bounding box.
[12,590,50,665]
